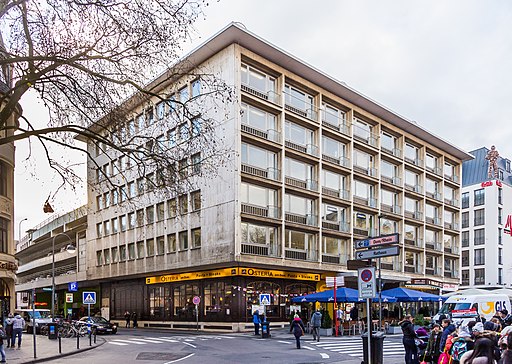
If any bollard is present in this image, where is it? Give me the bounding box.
[89,332,92,346]
[58,335,62,354]
[94,329,97,344]
[77,333,80,349]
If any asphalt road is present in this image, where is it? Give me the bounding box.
[46,329,407,364]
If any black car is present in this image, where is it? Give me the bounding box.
[79,316,118,334]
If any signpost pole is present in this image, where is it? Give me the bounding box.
[32,288,36,359]
[195,304,199,331]
[378,215,382,333]
[366,297,372,364]
[334,277,337,337]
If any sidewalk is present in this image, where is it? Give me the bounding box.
[4,334,105,363]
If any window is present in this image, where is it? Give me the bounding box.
[499,268,503,285]
[425,153,438,172]
[146,239,155,257]
[381,160,398,180]
[322,170,346,193]
[444,162,454,179]
[128,182,135,198]
[498,188,503,205]
[191,117,202,137]
[111,247,118,263]
[425,178,438,195]
[353,118,373,142]
[461,231,469,247]
[136,241,145,259]
[168,129,176,148]
[0,218,8,254]
[461,212,469,228]
[104,192,110,208]
[322,236,349,258]
[146,206,155,224]
[284,120,314,148]
[285,229,315,251]
[323,103,346,126]
[104,220,111,235]
[191,79,201,98]
[474,209,485,226]
[462,270,469,286]
[179,195,188,215]
[241,142,277,172]
[474,189,485,206]
[404,143,419,162]
[156,236,165,255]
[168,199,177,218]
[322,136,346,160]
[498,208,503,225]
[146,173,155,192]
[112,218,119,234]
[461,192,469,209]
[120,215,127,232]
[405,170,420,188]
[119,245,127,261]
[136,209,144,227]
[156,101,165,120]
[353,149,374,171]
[146,108,154,126]
[97,195,104,210]
[241,63,276,99]
[285,157,314,183]
[353,180,374,201]
[499,228,503,245]
[380,132,397,153]
[96,223,103,237]
[499,248,503,265]
[167,234,176,253]
[322,204,346,224]
[284,194,314,216]
[191,153,201,174]
[191,190,201,211]
[461,250,469,267]
[111,189,119,205]
[128,243,136,260]
[474,248,485,265]
[119,186,127,203]
[284,84,314,117]
[128,212,135,229]
[474,228,485,245]
[179,158,188,179]
[192,228,201,248]
[380,189,398,208]
[96,251,103,266]
[241,103,277,133]
[179,231,188,250]
[137,178,144,195]
[474,268,485,285]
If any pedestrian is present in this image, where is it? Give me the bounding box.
[131,312,138,328]
[500,334,512,364]
[400,315,419,364]
[4,314,12,349]
[289,315,306,349]
[499,310,512,329]
[350,306,358,322]
[124,310,131,328]
[0,324,6,363]
[11,313,24,349]
[424,324,442,364]
[336,306,344,322]
[459,337,497,364]
[440,319,457,352]
[310,309,322,342]
[253,310,261,335]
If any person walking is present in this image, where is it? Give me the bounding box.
[11,313,24,349]
[4,314,12,349]
[290,315,306,349]
[131,312,138,328]
[400,315,419,364]
[310,309,322,342]
[459,337,497,364]
[124,311,131,328]
[0,324,6,363]
[253,310,261,335]
[424,324,442,364]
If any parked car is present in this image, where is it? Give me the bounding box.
[17,309,53,334]
[79,316,117,334]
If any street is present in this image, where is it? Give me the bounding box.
[46,329,407,364]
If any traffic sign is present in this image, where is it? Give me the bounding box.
[68,282,78,292]
[82,291,96,305]
[358,267,376,299]
[66,293,73,303]
[259,293,271,305]
[355,245,400,260]
[192,296,201,305]
[355,233,400,249]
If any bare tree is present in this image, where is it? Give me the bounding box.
[0,0,234,202]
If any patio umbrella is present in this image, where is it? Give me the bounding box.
[292,287,396,303]
[381,287,443,302]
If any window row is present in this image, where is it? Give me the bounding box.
[96,229,201,265]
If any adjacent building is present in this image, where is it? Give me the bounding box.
[460,147,512,289]
[84,23,472,330]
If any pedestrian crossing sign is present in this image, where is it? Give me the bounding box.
[259,293,271,305]
[82,291,96,305]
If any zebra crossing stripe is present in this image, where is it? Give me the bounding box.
[129,338,165,344]
[111,339,146,345]
[108,341,129,346]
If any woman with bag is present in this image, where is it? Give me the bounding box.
[400,315,420,364]
[290,315,306,349]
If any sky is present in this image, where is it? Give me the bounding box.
[14,0,512,238]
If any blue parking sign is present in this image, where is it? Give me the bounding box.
[68,282,78,292]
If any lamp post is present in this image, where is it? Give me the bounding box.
[51,232,76,319]
[18,218,28,246]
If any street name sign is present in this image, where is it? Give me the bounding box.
[355,233,400,249]
[355,245,400,260]
[358,267,376,299]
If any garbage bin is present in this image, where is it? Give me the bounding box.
[48,323,58,340]
[261,321,271,338]
[361,331,385,364]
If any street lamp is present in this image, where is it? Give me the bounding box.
[18,218,28,246]
[51,232,76,318]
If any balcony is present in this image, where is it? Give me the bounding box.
[404,157,424,167]
[405,210,423,221]
[380,204,401,214]
[241,83,281,105]
[382,146,403,158]
[405,264,423,274]
[353,196,378,208]
[322,186,350,200]
[285,212,318,227]
[444,222,459,231]
[241,164,280,181]
[444,174,460,183]
[445,198,459,207]
[285,249,317,261]
[322,254,348,265]
[322,154,350,168]
[404,238,423,248]
[241,123,281,143]
[322,113,350,136]
[353,165,377,177]
[426,166,443,176]
[285,140,319,157]
[381,175,401,187]
[285,176,318,191]
[322,220,350,233]
[405,184,422,194]
[425,241,442,251]
[241,203,280,219]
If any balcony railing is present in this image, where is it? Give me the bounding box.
[404,157,424,167]
[444,174,460,183]
[285,249,317,261]
[404,184,422,194]
[284,92,318,121]
[241,164,280,181]
[241,123,281,143]
[405,264,423,274]
[285,212,317,226]
[426,166,443,176]
[353,196,377,208]
[381,175,402,186]
[322,117,351,136]
[285,176,318,191]
[380,204,401,214]
[322,186,350,200]
[353,127,378,147]
[425,241,442,251]
[353,165,377,177]
[241,243,270,257]
[322,254,348,264]
[444,222,459,231]
[322,220,350,233]
[322,154,350,168]
[382,146,403,158]
[405,238,423,248]
[445,198,459,207]
[241,203,280,219]
[241,83,281,105]
[285,140,319,157]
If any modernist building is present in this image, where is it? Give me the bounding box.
[460,147,512,288]
[0,58,21,318]
[85,23,471,330]
[15,206,88,316]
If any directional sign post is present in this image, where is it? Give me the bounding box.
[355,233,400,250]
[355,245,400,260]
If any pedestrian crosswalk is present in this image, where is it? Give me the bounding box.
[308,337,405,358]
[107,335,235,346]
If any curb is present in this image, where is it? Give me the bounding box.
[22,337,106,363]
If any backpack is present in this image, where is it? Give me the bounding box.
[450,338,469,363]
[444,334,455,353]
[438,350,452,364]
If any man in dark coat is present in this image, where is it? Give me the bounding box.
[439,319,456,352]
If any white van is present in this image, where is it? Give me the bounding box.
[434,294,511,325]
[16,309,53,333]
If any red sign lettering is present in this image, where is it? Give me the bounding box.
[481,181,493,187]
[496,180,502,187]
[505,215,512,236]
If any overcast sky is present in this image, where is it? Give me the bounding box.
[14,0,512,238]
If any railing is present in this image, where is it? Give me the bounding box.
[380,204,401,214]
[444,222,459,231]
[241,84,281,105]
[322,255,341,264]
[353,126,378,147]
[445,198,459,207]
[241,203,280,219]
[444,174,460,183]
[322,154,350,168]
[426,166,443,176]
[285,212,317,226]
[321,186,350,200]
[241,123,281,143]
[404,184,423,193]
[284,92,318,121]
[285,249,317,261]
[322,220,350,233]
[285,140,319,157]
[404,157,424,167]
[353,165,377,177]
[241,164,280,181]
[285,176,318,191]
[322,115,351,136]
[353,228,369,237]
[241,243,270,257]
[353,196,377,208]
[382,146,403,158]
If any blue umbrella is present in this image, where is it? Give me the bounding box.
[292,287,396,303]
[381,287,444,302]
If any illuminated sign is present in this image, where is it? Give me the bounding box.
[146,267,320,285]
[410,278,443,288]
[505,215,512,236]
[481,180,503,188]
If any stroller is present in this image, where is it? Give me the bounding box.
[416,327,429,358]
